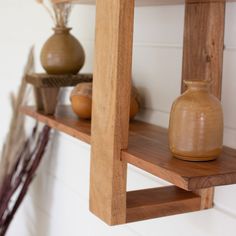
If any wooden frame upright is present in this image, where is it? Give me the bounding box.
[182,1,225,209]
[89,0,135,225]
[89,0,226,225]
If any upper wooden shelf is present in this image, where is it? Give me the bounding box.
[22,105,91,144]
[21,105,236,191]
[54,0,184,5]
[53,0,236,6]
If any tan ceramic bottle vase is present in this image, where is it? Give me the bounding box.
[168,80,223,161]
[40,27,85,75]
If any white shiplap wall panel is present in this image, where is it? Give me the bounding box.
[42,132,91,200]
[134,5,184,45]
[128,208,236,236]
[132,46,182,113]
[22,163,142,236]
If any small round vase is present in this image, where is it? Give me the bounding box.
[40,27,85,75]
[130,87,141,119]
[168,80,223,161]
[70,83,92,119]
[70,84,141,120]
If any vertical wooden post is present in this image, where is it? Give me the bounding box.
[182,1,225,98]
[90,0,135,225]
[182,0,225,208]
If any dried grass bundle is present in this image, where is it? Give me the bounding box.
[0,49,51,236]
[36,0,73,27]
[0,48,34,188]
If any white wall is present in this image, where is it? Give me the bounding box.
[1,1,236,236]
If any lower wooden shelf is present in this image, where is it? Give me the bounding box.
[21,105,236,192]
[126,186,201,223]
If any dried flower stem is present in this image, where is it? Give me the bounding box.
[0,48,52,236]
[42,3,57,25]
[35,1,73,27]
[0,47,34,192]
[0,126,51,236]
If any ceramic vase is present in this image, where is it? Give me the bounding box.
[168,80,223,161]
[40,27,85,75]
[70,84,140,120]
[70,83,92,119]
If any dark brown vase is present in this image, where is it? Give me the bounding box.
[168,80,224,161]
[40,27,85,75]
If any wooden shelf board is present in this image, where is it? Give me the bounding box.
[63,0,185,5]
[125,123,236,191]
[53,0,236,6]
[21,105,236,191]
[26,73,93,88]
[126,186,201,223]
[21,106,91,144]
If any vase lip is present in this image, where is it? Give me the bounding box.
[53,27,72,33]
[184,80,212,88]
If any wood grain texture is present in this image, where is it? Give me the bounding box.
[182,1,225,97]
[126,186,201,223]
[194,188,214,209]
[34,87,44,111]
[125,121,236,191]
[40,88,60,115]
[181,0,225,209]
[21,106,91,144]
[26,73,92,88]
[21,106,236,191]
[89,0,135,225]
[52,0,236,6]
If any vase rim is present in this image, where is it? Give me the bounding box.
[184,80,212,87]
[53,27,72,33]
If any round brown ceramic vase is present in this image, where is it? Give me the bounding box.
[168,80,223,161]
[40,27,85,75]
[70,84,141,120]
[70,83,92,119]
[130,87,141,119]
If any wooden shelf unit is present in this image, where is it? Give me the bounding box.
[23,0,236,226]
[22,106,206,222]
[21,105,236,192]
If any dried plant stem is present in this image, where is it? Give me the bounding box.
[35,1,72,28]
[42,3,56,25]
[0,47,34,193]
[0,48,52,236]
[0,126,51,236]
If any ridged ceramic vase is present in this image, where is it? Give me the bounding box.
[168,80,223,161]
[40,27,85,75]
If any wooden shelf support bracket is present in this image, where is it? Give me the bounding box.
[182,1,226,208]
[89,0,135,225]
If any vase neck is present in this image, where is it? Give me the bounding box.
[53,27,72,34]
[184,80,211,92]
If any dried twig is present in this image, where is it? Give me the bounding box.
[0,126,51,236]
[0,48,52,236]
[0,47,34,193]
